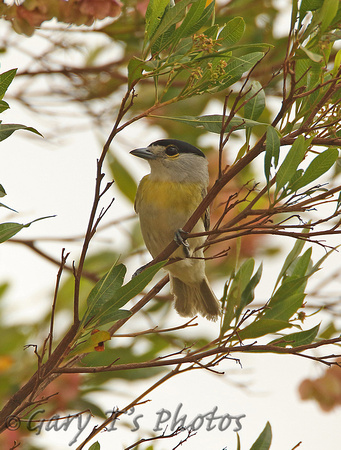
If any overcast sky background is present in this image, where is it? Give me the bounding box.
[0,2,341,449]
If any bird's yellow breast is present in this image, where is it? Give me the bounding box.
[135,175,207,259]
[135,175,203,214]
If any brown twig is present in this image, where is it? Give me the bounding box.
[48,249,70,356]
[54,336,341,375]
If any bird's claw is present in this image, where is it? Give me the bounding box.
[174,229,191,258]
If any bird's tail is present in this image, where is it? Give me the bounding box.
[170,276,221,321]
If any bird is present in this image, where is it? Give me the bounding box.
[130,138,221,321]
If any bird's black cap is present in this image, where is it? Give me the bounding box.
[150,139,205,158]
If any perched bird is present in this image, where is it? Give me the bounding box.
[131,139,220,321]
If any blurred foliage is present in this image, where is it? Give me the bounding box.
[0,1,341,449]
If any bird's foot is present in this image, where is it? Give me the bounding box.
[174,229,190,258]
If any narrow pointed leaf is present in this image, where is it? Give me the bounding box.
[127,57,150,88]
[109,156,137,203]
[274,231,308,289]
[218,17,245,47]
[0,100,9,113]
[288,247,312,278]
[0,123,42,142]
[103,261,166,311]
[238,319,292,340]
[263,293,305,321]
[0,222,24,243]
[269,324,320,347]
[289,147,339,192]
[250,422,272,450]
[0,69,17,100]
[320,0,339,33]
[150,0,193,45]
[90,262,166,327]
[145,0,170,40]
[87,263,126,308]
[244,81,265,121]
[275,135,307,194]
[173,0,213,42]
[264,126,280,183]
[269,276,307,308]
[0,216,54,243]
[235,263,262,321]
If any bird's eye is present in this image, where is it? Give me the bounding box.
[165,145,179,157]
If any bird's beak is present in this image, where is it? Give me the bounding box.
[130,148,157,160]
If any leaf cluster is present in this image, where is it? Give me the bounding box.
[1,1,341,449]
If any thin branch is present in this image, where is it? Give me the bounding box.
[54,337,341,374]
[48,248,70,357]
[114,317,198,337]
[75,365,183,450]
[124,427,193,450]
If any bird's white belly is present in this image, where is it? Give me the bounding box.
[139,204,206,284]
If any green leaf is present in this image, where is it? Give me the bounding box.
[287,247,312,278]
[0,69,17,100]
[86,262,166,328]
[300,46,323,62]
[0,184,6,197]
[204,24,219,39]
[332,48,341,76]
[72,330,111,355]
[0,123,42,142]
[319,321,337,339]
[0,100,9,113]
[0,223,23,243]
[319,0,339,34]
[269,276,307,308]
[154,114,268,134]
[235,263,263,321]
[149,0,193,47]
[87,264,126,308]
[289,147,339,192]
[151,23,176,55]
[0,216,54,243]
[269,324,320,347]
[250,422,272,450]
[263,293,305,321]
[89,441,101,450]
[109,155,137,203]
[299,0,323,24]
[218,17,246,47]
[107,261,166,311]
[275,135,307,194]
[94,309,131,328]
[127,57,149,88]
[218,52,264,89]
[82,262,126,327]
[173,0,213,42]
[274,232,308,289]
[222,258,255,331]
[244,81,265,121]
[238,319,292,340]
[264,126,280,183]
[145,0,170,41]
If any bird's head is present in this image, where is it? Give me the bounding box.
[130,139,209,184]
